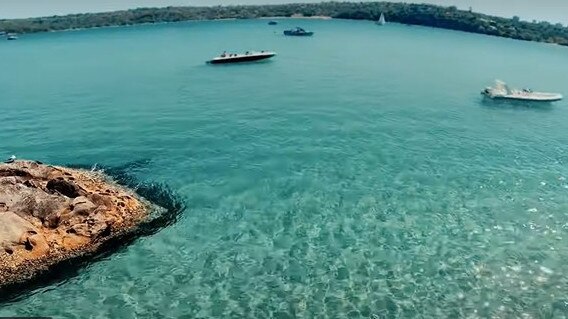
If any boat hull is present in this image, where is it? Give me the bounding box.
[482,92,563,102]
[283,31,314,36]
[208,53,275,64]
[485,95,563,102]
[481,81,563,103]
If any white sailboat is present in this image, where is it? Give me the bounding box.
[376,13,386,26]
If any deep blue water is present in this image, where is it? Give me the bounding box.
[1,18,568,318]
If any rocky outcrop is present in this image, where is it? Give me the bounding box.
[0,160,153,288]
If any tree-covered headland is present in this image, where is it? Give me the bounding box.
[1,2,567,46]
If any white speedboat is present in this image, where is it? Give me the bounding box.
[207,51,276,64]
[482,80,563,102]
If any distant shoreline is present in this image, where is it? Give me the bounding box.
[40,16,335,35]
[1,2,567,47]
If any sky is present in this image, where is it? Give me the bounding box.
[0,0,566,24]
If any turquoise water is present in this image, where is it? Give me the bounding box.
[2,18,568,318]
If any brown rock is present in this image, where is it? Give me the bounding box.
[72,196,97,216]
[90,193,114,208]
[23,179,41,189]
[0,211,46,255]
[0,168,32,178]
[88,212,111,238]
[46,179,80,198]
[8,190,68,223]
[68,223,90,237]
[0,160,153,289]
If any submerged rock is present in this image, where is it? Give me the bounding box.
[0,160,154,289]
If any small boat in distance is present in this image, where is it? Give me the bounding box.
[284,27,314,36]
[207,51,276,64]
[481,80,563,102]
[4,155,16,164]
[376,13,386,26]
[268,21,278,25]
[7,34,18,40]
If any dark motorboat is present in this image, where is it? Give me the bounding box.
[4,155,16,164]
[283,27,314,36]
[268,21,278,25]
[207,51,276,64]
[6,34,18,40]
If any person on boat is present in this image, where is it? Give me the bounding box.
[221,51,227,58]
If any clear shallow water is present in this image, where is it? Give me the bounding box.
[1,19,568,318]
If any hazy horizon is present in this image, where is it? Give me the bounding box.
[1,0,567,25]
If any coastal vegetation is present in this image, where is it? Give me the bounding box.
[1,2,567,46]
